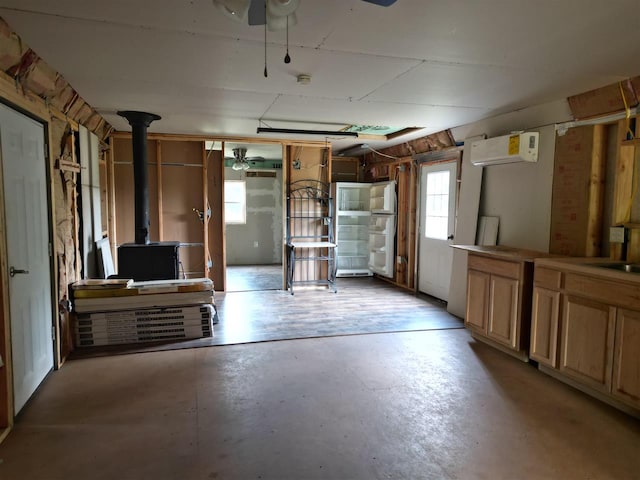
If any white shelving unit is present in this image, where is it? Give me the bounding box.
[368,182,396,277]
[369,214,396,277]
[333,182,372,276]
[333,181,396,278]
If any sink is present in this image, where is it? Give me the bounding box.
[590,263,640,273]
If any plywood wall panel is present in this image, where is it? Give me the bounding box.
[161,164,203,243]
[112,137,159,244]
[288,146,329,184]
[178,245,205,278]
[160,140,202,166]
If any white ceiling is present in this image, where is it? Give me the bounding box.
[1,0,639,153]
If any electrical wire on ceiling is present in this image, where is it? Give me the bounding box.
[365,145,401,160]
[620,81,635,140]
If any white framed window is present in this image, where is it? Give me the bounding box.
[424,170,450,240]
[224,180,246,224]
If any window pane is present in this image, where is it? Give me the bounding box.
[224,180,246,224]
[424,170,450,240]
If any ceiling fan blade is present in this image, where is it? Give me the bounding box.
[361,0,397,6]
[248,0,266,25]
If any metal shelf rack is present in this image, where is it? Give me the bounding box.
[286,180,337,294]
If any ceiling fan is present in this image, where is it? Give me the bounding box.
[214,0,397,31]
[230,147,266,170]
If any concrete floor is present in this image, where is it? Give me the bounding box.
[1,329,639,479]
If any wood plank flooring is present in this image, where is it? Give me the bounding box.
[226,264,283,292]
[70,277,463,358]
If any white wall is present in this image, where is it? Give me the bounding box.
[446,99,572,317]
[451,99,572,251]
[225,168,283,265]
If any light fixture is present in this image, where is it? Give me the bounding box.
[297,74,311,85]
[231,147,251,170]
[213,0,251,22]
[257,127,359,136]
[266,0,298,31]
[337,144,371,157]
[267,0,298,17]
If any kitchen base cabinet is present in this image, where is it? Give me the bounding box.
[532,258,640,418]
[455,246,549,361]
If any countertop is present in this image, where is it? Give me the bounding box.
[451,245,556,262]
[535,256,640,285]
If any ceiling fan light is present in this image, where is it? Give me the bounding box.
[242,161,251,170]
[267,0,299,17]
[214,0,250,22]
[232,160,245,171]
[267,11,296,31]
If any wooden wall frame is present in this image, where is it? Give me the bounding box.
[110,133,326,292]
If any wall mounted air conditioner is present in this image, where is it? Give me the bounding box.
[469,132,539,166]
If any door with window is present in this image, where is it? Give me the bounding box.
[418,161,457,301]
[0,103,54,414]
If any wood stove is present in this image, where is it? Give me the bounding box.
[116,111,181,281]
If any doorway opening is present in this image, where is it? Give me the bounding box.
[223,143,284,292]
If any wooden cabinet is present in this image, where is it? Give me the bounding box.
[560,295,615,393]
[530,286,561,367]
[612,309,640,407]
[532,258,640,416]
[462,250,536,360]
[465,269,489,332]
[487,275,519,348]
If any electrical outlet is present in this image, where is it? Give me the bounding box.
[254,241,259,248]
[610,227,626,243]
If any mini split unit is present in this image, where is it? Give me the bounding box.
[469,132,539,166]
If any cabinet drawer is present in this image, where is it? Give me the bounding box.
[565,273,640,311]
[534,267,562,290]
[468,255,520,279]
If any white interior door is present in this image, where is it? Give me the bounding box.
[0,103,54,413]
[418,161,457,301]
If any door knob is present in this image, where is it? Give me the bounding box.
[9,266,29,277]
[447,234,454,240]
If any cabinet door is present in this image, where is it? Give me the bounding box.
[530,287,561,367]
[560,295,615,393]
[487,275,519,348]
[466,269,489,332]
[612,309,640,408]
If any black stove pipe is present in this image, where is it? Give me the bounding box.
[117,110,161,245]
